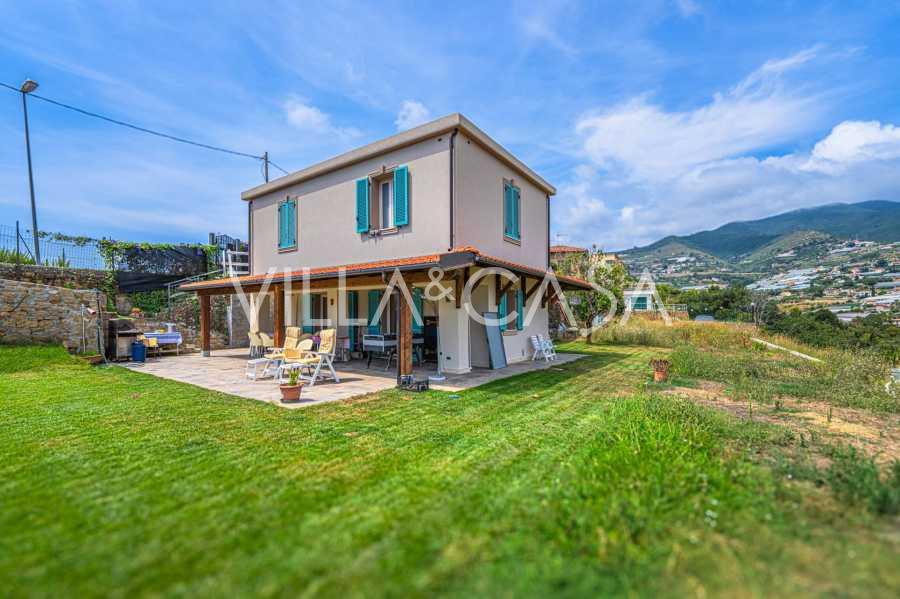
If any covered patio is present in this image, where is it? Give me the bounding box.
[124,348,583,408]
[175,246,590,404]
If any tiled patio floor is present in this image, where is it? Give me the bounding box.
[120,348,582,409]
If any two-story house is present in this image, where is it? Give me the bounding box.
[182,113,589,375]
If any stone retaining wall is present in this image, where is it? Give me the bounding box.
[0,263,107,290]
[0,278,106,352]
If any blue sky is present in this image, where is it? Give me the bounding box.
[1,1,899,250]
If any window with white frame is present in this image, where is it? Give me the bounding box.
[379,179,393,229]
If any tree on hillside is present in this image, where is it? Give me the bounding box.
[553,245,631,342]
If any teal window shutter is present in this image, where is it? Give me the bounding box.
[393,165,409,226]
[498,292,508,332]
[367,290,382,334]
[502,182,512,237]
[302,293,313,333]
[279,198,297,249]
[348,291,358,346]
[356,178,370,233]
[277,201,285,248]
[512,186,521,240]
[516,288,524,330]
[412,287,423,334]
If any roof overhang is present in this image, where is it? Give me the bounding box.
[241,113,556,201]
[179,247,591,294]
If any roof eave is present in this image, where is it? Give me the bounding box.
[240,113,556,201]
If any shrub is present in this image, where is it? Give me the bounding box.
[825,447,900,515]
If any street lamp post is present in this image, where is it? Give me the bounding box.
[20,78,41,264]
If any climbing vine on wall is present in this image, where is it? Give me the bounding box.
[97,239,218,310]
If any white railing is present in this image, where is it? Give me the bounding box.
[225,250,249,276]
[663,303,688,312]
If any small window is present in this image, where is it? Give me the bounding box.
[380,180,393,229]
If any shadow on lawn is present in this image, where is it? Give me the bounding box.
[458,348,638,398]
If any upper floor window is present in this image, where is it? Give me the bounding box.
[278,197,297,251]
[356,165,409,234]
[503,180,520,242]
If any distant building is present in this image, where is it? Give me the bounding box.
[549,245,622,269]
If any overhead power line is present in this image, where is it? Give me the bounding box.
[1,81,290,175]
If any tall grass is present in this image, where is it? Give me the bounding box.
[825,446,900,515]
[669,343,898,413]
[590,318,829,358]
[591,320,756,350]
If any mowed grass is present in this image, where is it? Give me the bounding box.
[1,344,898,597]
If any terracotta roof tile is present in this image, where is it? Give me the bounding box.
[181,246,591,291]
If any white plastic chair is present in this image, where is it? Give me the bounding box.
[289,328,340,387]
[530,335,552,362]
[538,334,558,360]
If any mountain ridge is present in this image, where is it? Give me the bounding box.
[619,200,900,259]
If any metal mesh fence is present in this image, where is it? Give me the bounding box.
[0,223,105,269]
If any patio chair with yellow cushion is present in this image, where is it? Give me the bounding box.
[248,331,264,358]
[289,328,340,387]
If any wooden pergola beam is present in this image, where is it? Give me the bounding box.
[524,277,542,303]
[191,270,436,297]
[398,274,413,378]
[273,283,285,348]
[199,294,211,356]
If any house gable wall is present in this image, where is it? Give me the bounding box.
[453,133,550,271]
[250,136,451,274]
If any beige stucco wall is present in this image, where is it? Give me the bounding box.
[454,133,550,269]
[250,136,451,274]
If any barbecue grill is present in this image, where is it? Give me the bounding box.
[106,318,142,361]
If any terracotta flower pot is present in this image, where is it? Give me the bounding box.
[649,358,671,383]
[279,383,304,403]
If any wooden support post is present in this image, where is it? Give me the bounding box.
[273,283,285,348]
[398,282,413,378]
[524,278,541,303]
[199,293,211,356]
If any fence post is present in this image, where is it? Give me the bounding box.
[15,221,20,268]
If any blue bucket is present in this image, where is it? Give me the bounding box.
[131,341,147,363]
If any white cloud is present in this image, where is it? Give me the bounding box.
[283,97,361,140]
[557,49,900,250]
[575,47,824,182]
[799,120,900,173]
[518,8,578,56]
[394,100,432,131]
[674,0,700,17]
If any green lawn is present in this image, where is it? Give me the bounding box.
[1,344,897,597]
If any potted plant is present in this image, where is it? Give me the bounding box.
[649,358,671,383]
[279,368,304,403]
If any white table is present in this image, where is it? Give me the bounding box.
[245,357,282,380]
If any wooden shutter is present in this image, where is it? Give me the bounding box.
[512,186,521,240]
[302,293,313,333]
[356,178,370,233]
[348,291,358,347]
[503,182,512,237]
[288,199,297,247]
[367,290,382,334]
[393,165,409,226]
[412,287,423,334]
[279,199,296,249]
[278,201,285,248]
[516,288,524,330]
[498,292,508,332]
